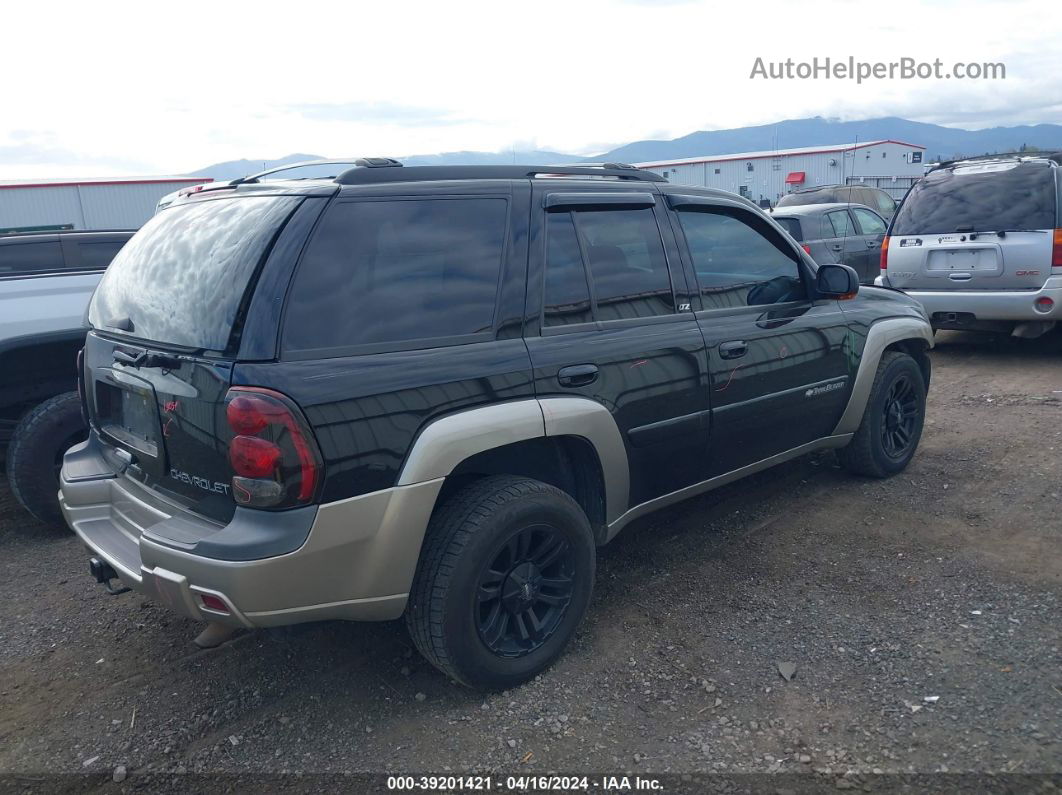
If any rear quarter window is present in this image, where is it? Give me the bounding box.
[282,197,509,355]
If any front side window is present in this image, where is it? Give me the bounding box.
[852,208,887,236]
[677,208,806,309]
[283,198,508,353]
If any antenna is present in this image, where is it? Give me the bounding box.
[840,136,856,269]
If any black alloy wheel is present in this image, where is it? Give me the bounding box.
[880,374,919,459]
[475,523,576,657]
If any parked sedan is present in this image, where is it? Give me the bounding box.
[771,203,888,284]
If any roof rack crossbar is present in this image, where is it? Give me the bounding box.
[333,162,666,185]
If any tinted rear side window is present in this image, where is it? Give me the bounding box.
[773,217,803,241]
[893,163,1057,235]
[0,240,63,276]
[825,210,854,238]
[543,213,592,326]
[283,198,508,353]
[76,240,126,270]
[575,208,674,321]
[89,196,300,351]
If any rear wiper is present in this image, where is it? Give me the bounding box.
[112,349,182,369]
[968,229,1048,239]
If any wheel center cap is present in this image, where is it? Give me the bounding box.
[502,562,541,612]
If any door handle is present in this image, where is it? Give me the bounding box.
[557,364,599,387]
[719,340,748,360]
[828,243,843,252]
[866,240,879,247]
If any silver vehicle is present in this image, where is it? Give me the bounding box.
[878,154,1062,337]
[771,203,888,284]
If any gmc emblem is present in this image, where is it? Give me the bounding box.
[1015,270,1040,276]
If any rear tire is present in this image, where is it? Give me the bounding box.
[406,475,595,690]
[838,351,926,478]
[6,392,86,528]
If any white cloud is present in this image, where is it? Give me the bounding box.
[1,0,1060,177]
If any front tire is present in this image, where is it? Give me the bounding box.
[838,351,926,478]
[406,475,595,689]
[6,392,87,528]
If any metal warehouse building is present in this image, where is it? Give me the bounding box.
[636,140,926,206]
[0,176,211,233]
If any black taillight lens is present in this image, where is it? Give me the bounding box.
[224,387,322,509]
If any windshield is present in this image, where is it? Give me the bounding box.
[89,196,300,351]
[892,163,1056,235]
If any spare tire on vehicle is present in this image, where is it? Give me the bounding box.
[6,392,87,528]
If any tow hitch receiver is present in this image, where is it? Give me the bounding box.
[89,557,131,595]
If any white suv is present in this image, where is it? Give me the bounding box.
[877,154,1062,337]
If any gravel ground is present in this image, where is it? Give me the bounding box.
[0,330,1059,793]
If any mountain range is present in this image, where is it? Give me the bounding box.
[187,116,1062,181]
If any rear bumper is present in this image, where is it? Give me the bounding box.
[875,275,1062,322]
[60,434,443,628]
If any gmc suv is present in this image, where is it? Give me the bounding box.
[60,161,933,689]
[878,153,1062,337]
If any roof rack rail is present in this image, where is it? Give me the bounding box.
[334,162,666,185]
[931,151,1062,170]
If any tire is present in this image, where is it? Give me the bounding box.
[838,351,926,478]
[6,392,87,528]
[406,475,596,690]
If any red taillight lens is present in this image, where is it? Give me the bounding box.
[229,435,281,477]
[224,387,322,509]
[1052,229,1062,268]
[226,395,271,435]
[880,236,890,270]
[801,243,812,255]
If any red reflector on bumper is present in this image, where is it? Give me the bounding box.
[199,593,229,613]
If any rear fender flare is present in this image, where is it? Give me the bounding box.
[397,397,630,522]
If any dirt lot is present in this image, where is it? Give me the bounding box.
[0,331,1059,792]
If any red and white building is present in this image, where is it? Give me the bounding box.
[0,176,211,233]
[636,140,926,206]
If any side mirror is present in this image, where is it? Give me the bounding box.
[816,264,859,299]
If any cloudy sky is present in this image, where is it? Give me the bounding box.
[2,0,1060,178]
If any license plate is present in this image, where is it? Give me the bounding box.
[97,379,160,458]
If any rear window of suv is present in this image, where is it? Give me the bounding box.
[89,196,300,351]
[892,162,1057,235]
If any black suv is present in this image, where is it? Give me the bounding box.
[60,162,933,689]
